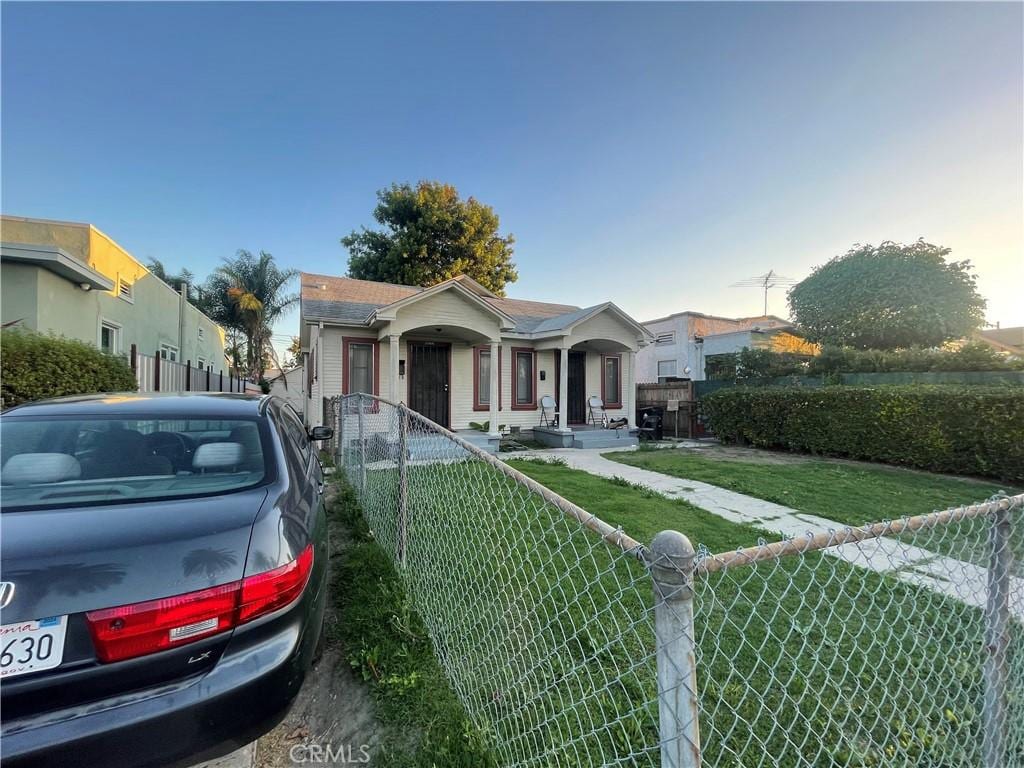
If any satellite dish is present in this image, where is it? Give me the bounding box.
[683,366,692,375]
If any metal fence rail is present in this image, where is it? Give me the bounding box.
[332,393,1023,768]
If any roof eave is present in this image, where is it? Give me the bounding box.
[1,242,114,291]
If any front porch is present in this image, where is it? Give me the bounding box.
[532,424,639,449]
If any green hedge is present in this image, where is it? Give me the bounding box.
[701,385,1024,482]
[808,342,1024,375]
[705,342,1023,384]
[1,329,137,409]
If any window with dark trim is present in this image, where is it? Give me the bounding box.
[473,346,500,411]
[512,348,536,409]
[602,354,622,408]
[343,338,379,396]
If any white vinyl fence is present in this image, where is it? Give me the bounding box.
[129,344,257,394]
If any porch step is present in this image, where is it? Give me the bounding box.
[571,429,638,450]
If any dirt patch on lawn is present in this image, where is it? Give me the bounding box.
[674,443,816,466]
[252,484,384,768]
[198,483,383,768]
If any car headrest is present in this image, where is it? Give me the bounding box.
[2,453,82,486]
[193,442,244,470]
[228,424,261,452]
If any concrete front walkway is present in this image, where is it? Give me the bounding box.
[506,447,1023,619]
[508,447,842,536]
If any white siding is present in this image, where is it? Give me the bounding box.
[388,291,502,339]
[566,312,639,350]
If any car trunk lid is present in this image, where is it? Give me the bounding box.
[0,488,267,717]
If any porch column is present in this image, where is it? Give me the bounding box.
[488,340,500,437]
[559,346,570,432]
[388,334,401,403]
[625,350,636,426]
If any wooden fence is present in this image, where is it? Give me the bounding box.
[636,381,699,438]
[130,344,258,394]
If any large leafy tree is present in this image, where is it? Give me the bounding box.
[201,250,298,379]
[788,240,986,349]
[342,181,518,295]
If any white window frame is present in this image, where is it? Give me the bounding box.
[197,327,205,341]
[657,359,677,382]
[196,357,206,369]
[99,319,122,355]
[159,343,179,362]
[117,275,135,303]
[655,332,675,346]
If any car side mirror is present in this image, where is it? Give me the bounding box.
[309,426,334,441]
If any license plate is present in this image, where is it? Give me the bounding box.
[0,616,68,679]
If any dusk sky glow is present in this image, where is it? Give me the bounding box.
[3,1,1021,352]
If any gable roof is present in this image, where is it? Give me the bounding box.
[302,273,560,325]
[300,272,644,339]
[370,276,517,326]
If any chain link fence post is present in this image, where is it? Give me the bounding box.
[397,405,409,568]
[649,530,701,768]
[356,393,366,495]
[334,396,344,467]
[983,496,1013,768]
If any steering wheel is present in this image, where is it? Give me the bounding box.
[143,432,190,471]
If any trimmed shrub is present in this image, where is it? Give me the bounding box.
[705,348,809,381]
[701,385,1024,482]
[1,329,137,409]
[807,342,1024,376]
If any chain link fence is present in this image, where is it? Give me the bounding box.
[331,393,1023,767]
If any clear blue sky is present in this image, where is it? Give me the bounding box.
[3,2,1022,355]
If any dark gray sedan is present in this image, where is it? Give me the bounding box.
[0,393,332,767]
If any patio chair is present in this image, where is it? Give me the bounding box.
[539,394,558,427]
[587,396,609,428]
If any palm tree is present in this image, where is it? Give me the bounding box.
[285,336,302,368]
[203,250,298,380]
[146,259,200,303]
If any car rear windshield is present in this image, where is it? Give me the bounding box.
[0,415,268,511]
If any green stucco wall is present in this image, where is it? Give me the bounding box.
[1,263,39,330]
[2,217,227,369]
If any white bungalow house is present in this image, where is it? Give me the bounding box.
[300,273,651,448]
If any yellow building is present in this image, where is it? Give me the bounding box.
[1,215,226,369]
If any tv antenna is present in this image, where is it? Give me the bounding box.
[730,270,797,316]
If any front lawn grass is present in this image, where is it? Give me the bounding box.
[602,449,1023,573]
[341,457,1013,767]
[604,449,1018,527]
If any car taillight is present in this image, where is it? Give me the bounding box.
[238,543,315,623]
[86,544,314,663]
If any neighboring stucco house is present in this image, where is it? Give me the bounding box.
[1,215,226,368]
[636,310,814,382]
[300,273,651,439]
[977,326,1024,356]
